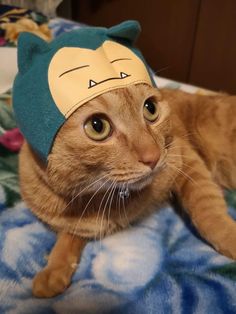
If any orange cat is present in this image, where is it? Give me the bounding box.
[19,84,236,297]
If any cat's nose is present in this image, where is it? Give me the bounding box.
[138,149,160,170]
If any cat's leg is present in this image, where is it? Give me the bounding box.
[33,233,87,298]
[174,145,236,259]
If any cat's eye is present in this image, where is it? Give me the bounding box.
[84,115,112,141]
[143,99,159,122]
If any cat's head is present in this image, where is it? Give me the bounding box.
[13,21,155,160]
[46,83,172,196]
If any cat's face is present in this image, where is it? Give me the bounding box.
[47,84,171,196]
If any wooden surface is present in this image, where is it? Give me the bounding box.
[60,0,236,93]
[72,0,201,83]
[189,0,236,93]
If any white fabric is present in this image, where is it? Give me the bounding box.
[0,47,18,94]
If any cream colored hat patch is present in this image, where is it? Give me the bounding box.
[48,40,152,118]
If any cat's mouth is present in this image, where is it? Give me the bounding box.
[113,153,167,191]
[127,172,154,190]
[87,154,167,194]
[126,154,167,190]
[110,172,154,192]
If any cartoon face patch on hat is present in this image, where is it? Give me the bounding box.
[48,40,152,118]
[13,20,155,161]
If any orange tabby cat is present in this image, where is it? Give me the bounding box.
[19,84,236,298]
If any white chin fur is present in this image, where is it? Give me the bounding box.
[85,172,154,195]
[128,175,153,191]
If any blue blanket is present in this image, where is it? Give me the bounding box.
[1,16,236,314]
[1,193,236,313]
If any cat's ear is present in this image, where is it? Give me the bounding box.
[107,20,141,44]
[17,32,49,73]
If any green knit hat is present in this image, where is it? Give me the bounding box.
[13,20,155,161]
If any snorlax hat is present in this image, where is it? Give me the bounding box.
[13,20,155,161]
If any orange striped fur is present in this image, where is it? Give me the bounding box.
[19,84,236,297]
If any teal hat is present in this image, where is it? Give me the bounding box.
[13,20,155,161]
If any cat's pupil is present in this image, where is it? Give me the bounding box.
[145,101,156,114]
[92,117,103,133]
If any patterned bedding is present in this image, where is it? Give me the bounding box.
[1,6,236,314]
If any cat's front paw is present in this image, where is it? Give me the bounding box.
[206,225,236,260]
[215,240,236,260]
[33,264,75,298]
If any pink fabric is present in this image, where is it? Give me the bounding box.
[0,128,24,152]
[0,37,6,46]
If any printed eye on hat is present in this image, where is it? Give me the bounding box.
[13,20,155,161]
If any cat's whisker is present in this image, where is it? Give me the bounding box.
[58,173,110,216]
[178,132,198,140]
[71,177,111,239]
[137,185,142,199]
[168,144,202,151]
[79,177,111,222]
[165,133,202,153]
[116,184,120,212]
[108,180,117,220]
[168,153,195,161]
[126,182,131,201]
[96,179,116,244]
[118,185,122,222]
[166,145,194,157]
[99,180,117,246]
[95,179,114,227]
[169,158,198,172]
[165,141,179,148]
[121,182,125,220]
[165,143,184,151]
[167,162,200,187]
[153,65,172,75]
[121,182,131,227]
[167,153,202,173]
[164,143,181,151]
[101,180,117,223]
[106,180,118,241]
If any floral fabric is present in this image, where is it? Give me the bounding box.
[0,4,51,46]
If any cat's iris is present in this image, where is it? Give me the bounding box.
[143,99,159,122]
[84,115,111,141]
